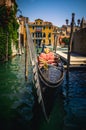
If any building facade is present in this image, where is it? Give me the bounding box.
[80,17,86,29]
[17,16,27,47]
[28,19,57,47]
[72,18,86,55]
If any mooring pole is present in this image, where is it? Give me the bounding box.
[53,34,57,53]
[25,40,28,80]
[25,17,29,80]
[66,13,75,77]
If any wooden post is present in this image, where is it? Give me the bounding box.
[55,35,58,53]
[66,13,75,77]
[53,33,57,52]
[66,36,70,77]
[25,17,29,80]
[25,40,28,80]
[6,32,8,61]
[18,25,22,55]
[70,13,75,52]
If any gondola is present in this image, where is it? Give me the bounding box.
[36,48,64,121]
[37,48,64,89]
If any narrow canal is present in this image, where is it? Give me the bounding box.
[0,54,86,130]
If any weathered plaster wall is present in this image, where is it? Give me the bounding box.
[72,28,86,56]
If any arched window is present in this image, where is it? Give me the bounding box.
[48,33,51,37]
[43,33,46,37]
[43,26,45,30]
[49,39,51,45]
[32,33,34,37]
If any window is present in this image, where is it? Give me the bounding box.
[43,26,45,30]
[43,33,46,37]
[48,33,51,37]
[49,26,51,29]
[49,39,51,45]
[36,26,42,32]
[36,26,42,30]
[43,40,45,43]
[36,32,42,37]
[32,33,34,37]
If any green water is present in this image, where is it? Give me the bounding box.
[0,55,34,130]
[0,54,86,130]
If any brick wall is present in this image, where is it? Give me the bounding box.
[72,28,86,56]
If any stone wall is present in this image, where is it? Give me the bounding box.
[72,28,86,56]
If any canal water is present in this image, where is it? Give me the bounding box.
[0,54,86,130]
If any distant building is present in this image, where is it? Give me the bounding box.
[28,18,58,46]
[71,17,86,55]
[72,28,86,55]
[17,16,27,47]
[80,17,86,29]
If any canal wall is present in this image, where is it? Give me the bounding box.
[72,28,86,56]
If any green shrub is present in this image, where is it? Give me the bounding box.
[62,37,69,45]
[0,5,19,61]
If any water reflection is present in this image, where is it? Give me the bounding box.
[36,70,86,130]
[0,55,86,130]
[63,71,86,130]
[0,55,34,130]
